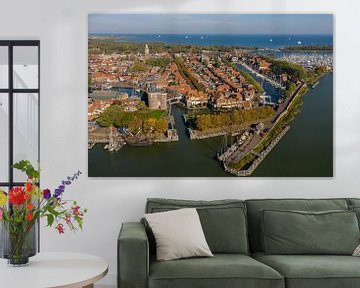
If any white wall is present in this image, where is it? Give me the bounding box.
[1,0,360,285]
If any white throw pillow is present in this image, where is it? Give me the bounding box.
[353,244,360,256]
[145,208,213,261]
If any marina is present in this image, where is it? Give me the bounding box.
[236,61,286,89]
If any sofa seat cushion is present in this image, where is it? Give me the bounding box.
[149,254,284,288]
[252,252,360,288]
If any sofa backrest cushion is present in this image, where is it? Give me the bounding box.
[347,199,360,228]
[246,198,349,252]
[261,209,360,255]
[348,199,360,207]
[145,198,249,254]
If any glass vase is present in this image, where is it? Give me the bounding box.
[0,220,37,266]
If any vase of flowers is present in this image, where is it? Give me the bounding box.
[0,160,86,266]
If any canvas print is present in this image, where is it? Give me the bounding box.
[88,14,333,177]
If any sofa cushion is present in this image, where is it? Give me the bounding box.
[149,254,284,288]
[146,198,249,254]
[347,198,360,207]
[145,208,213,261]
[252,252,360,288]
[246,198,349,252]
[348,205,360,228]
[261,209,359,255]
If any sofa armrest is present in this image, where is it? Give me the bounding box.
[118,222,149,288]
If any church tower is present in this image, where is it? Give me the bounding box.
[145,44,150,58]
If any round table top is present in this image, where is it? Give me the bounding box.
[0,252,108,288]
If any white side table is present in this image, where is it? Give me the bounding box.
[0,252,108,288]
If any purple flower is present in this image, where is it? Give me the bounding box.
[43,189,51,200]
[54,171,82,199]
[54,189,63,198]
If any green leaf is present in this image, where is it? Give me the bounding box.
[47,214,54,227]
[12,160,40,180]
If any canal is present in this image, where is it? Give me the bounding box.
[88,73,333,177]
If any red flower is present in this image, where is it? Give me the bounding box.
[56,223,65,234]
[24,193,31,201]
[72,205,80,215]
[9,187,26,205]
[25,182,33,192]
[26,203,34,210]
[26,214,33,221]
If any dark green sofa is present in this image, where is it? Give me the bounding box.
[118,198,360,288]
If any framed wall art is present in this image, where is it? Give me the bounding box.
[88,14,333,177]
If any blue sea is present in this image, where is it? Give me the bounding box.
[90,33,333,48]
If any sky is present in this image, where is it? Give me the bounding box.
[88,14,333,35]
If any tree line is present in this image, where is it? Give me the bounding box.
[280,45,333,51]
[175,57,205,91]
[194,106,274,131]
[88,39,240,55]
[270,59,306,79]
[97,105,168,134]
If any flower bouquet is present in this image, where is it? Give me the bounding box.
[0,160,87,266]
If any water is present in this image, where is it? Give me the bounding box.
[236,64,282,102]
[88,73,333,177]
[89,105,228,177]
[252,73,333,177]
[91,34,333,49]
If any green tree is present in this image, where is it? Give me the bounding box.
[154,118,168,133]
[130,61,148,72]
[285,82,297,98]
[143,118,157,132]
[128,116,143,133]
[146,57,170,67]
